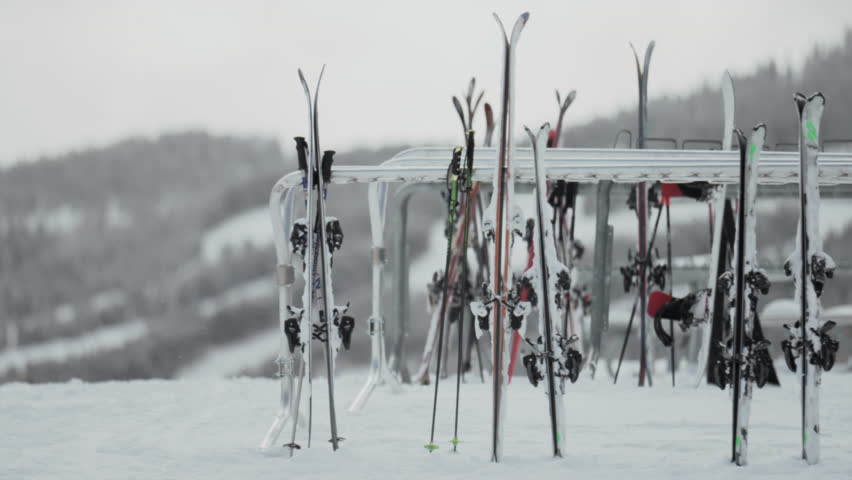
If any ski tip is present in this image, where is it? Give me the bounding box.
[452,95,465,115]
[809,92,826,106]
[492,13,508,40]
[564,89,578,108]
[424,443,440,452]
[794,92,808,112]
[523,125,535,142]
[733,128,747,149]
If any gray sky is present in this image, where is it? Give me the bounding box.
[2,0,852,165]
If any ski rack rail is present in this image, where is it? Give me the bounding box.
[265,146,852,421]
[271,147,852,189]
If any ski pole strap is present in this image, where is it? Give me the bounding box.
[277,264,295,286]
[372,247,386,265]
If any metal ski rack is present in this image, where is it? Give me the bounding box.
[263,145,852,433]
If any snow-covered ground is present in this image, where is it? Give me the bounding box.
[2,371,851,479]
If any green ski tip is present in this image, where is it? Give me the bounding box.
[425,444,439,452]
[735,435,741,447]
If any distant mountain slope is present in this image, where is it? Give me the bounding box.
[561,31,852,148]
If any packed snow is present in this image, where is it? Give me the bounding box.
[2,370,851,479]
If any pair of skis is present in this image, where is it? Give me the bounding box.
[416,79,491,387]
[508,89,579,382]
[519,124,584,458]
[282,67,354,455]
[780,92,838,465]
[725,124,771,466]
[472,12,582,461]
[710,90,837,467]
[469,12,529,464]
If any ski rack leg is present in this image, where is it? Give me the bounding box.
[390,183,441,383]
[589,180,613,377]
[350,182,402,412]
[261,184,303,450]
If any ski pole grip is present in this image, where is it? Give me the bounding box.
[294,137,308,172]
[372,247,386,265]
[321,150,335,183]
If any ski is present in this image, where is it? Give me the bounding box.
[521,123,582,458]
[695,71,736,386]
[290,67,354,452]
[415,79,487,386]
[470,11,528,463]
[727,125,771,466]
[631,40,655,386]
[509,89,577,381]
[781,92,838,465]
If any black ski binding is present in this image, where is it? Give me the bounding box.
[290,221,308,258]
[339,315,355,350]
[326,219,344,253]
[523,351,543,387]
[811,320,839,371]
[284,317,301,353]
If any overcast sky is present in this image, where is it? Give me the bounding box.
[2,0,852,165]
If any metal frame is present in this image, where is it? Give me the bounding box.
[682,139,723,150]
[263,146,852,426]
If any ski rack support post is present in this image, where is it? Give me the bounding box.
[349,182,403,411]
[589,130,633,377]
[589,179,613,376]
[261,183,302,450]
[389,183,441,384]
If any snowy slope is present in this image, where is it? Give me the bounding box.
[0,321,149,378]
[175,327,278,379]
[201,206,272,264]
[2,372,851,479]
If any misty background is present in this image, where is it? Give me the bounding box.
[3,1,852,384]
